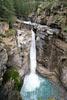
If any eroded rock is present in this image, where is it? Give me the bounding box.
[35,24,67,91]
[0,43,8,86]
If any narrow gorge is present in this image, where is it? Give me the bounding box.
[0,1,67,100]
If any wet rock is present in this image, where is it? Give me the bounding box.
[37,65,59,83]
[16,29,32,76]
[59,56,67,90]
[0,43,8,86]
[0,28,32,100]
[0,78,21,100]
[35,23,67,91]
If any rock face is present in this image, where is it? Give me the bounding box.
[16,29,32,76]
[0,78,21,100]
[0,2,67,99]
[30,2,67,30]
[0,26,32,100]
[28,1,67,91]
[0,22,9,34]
[0,43,8,86]
[35,24,67,89]
[59,56,67,90]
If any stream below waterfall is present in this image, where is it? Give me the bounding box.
[20,28,65,100]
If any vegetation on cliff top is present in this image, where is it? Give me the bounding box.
[0,0,66,22]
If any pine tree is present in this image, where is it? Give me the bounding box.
[0,0,15,22]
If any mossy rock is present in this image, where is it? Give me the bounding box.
[0,37,4,43]
[6,29,15,37]
[6,32,14,37]
[46,98,56,100]
[38,4,49,10]
[3,66,23,91]
[52,3,61,10]
[6,44,13,47]
[0,33,6,37]
[53,15,66,26]
[38,99,43,100]
[15,78,23,91]
[38,98,56,100]
[6,44,13,52]
[64,27,67,32]
[3,67,19,83]
[38,4,46,10]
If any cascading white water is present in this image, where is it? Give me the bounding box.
[30,30,36,73]
[22,30,40,92]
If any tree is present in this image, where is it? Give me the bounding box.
[0,0,15,22]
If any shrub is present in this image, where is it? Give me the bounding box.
[3,67,23,91]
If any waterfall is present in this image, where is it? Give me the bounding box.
[20,30,40,92]
[30,30,36,73]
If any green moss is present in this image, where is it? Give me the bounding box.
[6,45,11,52]
[3,66,23,91]
[3,67,19,83]
[6,44,13,52]
[6,32,14,37]
[15,79,23,91]
[46,98,56,100]
[38,4,48,10]
[6,29,15,37]
[0,33,6,37]
[0,37,4,43]
[64,27,67,32]
[38,99,43,100]
[0,29,15,37]
[7,44,13,47]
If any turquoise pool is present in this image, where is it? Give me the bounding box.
[20,74,64,100]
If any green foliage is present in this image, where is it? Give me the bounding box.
[3,66,23,91]
[3,67,19,83]
[13,0,35,19]
[15,79,23,91]
[0,0,15,22]
[0,0,65,21]
[38,4,47,9]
